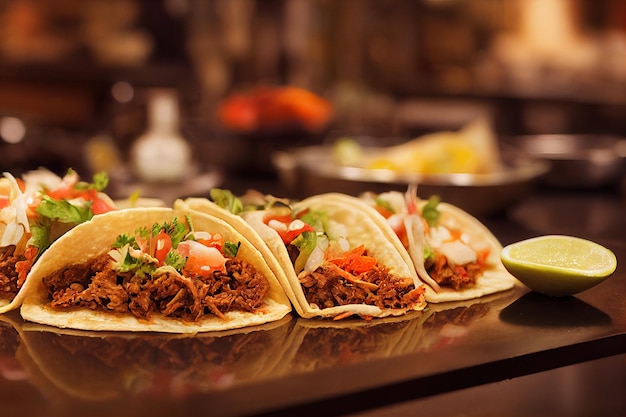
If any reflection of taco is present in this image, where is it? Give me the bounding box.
[0,312,27,381]
[236,191,426,319]
[19,207,291,333]
[18,315,294,401]
[358,188,518,303]
[287,310,427,373]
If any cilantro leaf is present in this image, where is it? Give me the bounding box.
[113,233,135,248]
[165,250,186,270]
[223,241,240,258]
[91,172,109,191]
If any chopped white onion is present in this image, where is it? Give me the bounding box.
[268,219,287,231]
[428,226,452,248]
[192,231,213,241]
[439,240,477,265]
[288,219,306,231]
[304,245,325,272]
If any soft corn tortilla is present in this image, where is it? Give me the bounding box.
[242,193,426,319]
[19,207,291,333]
[350,191,518,303]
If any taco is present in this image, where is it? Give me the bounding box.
[358,186,518,303]
[0,169,118,314]
[19,207,291,333]
[285,310,428,374]
[202,190,427,319]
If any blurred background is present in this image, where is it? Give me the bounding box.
[0,0,624,201]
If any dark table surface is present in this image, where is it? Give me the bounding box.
[1,180,625,417]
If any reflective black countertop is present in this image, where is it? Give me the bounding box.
[1,183,625,417]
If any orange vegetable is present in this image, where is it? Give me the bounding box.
[328,245,377,275]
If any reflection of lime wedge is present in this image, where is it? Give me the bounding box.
[501,235,617,297]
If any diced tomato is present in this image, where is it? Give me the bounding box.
[195,233,224,251]
[153,230,172,265]
[374,204,394,219]
[476,248,490,265]
[179,240,226,276]
[46,171,79,200]
[264,212,314,244]
[90,197,115,215]
[447,229,462,242]
[71,189,115,215]
[0,196,9,209]
[454,265,469,278]
[386,213,408,248]
[280,225,314,245]
[262,212,293,225]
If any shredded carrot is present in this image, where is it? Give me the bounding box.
[332,311,354,321]
[329,245,377,275]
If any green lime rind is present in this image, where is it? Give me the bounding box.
[500,235,617,297]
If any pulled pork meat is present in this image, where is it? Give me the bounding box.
[298,262,424,312]
[0,246,23,300]
[42,253,271,322]
[426,254,483,290]
[0,245,37,301]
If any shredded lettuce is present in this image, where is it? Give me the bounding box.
[298,209,328,234]
[423,245,436,263]
[210,188,244,215]
[421,195,441,227]
[291,231,317,273]
[36,196,93,224]
[29,221,51,260]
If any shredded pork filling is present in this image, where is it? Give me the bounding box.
[42,253,271,321]
[298,261,424,311]
[0,246,23,300]
[426,255,483,290]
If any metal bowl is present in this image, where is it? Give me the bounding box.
[512,135,626,188]
[272,145,549,217]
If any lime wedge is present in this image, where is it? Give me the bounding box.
[501,235,617,296]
